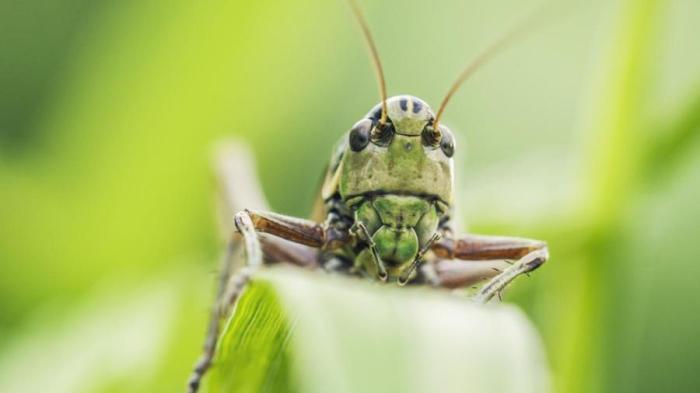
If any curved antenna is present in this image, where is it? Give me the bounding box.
[434,5,551,129]
[347,0,389,125]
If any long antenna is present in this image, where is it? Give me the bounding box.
[347,0,388,125]
[434,5,552,129]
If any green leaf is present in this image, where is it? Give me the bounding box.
[207,267,550,393]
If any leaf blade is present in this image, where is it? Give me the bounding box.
[209,267,550,393]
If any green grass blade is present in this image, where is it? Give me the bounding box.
[645,87,700,181]
[207,267,550,393]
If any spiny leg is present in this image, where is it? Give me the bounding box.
[189,141,268,392]
[474,248,548,303]
[433,259,509,289]
[352,222,388,281]
[244,209,325,248]
[431,233,548,302]
[187,238,237,393]
[432,233,546,261]
[188,265,255,393]
[187,213,262,393]
[187,210,328,393]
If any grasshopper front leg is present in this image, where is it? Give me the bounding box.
[431,233,549,303]
[473,248,548,303]
[187,210,328,393]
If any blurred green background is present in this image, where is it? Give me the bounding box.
[1,0,699,392]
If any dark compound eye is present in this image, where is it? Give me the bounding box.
[422,126,441,147]
[440,129,455,157]
[349,119,372,152]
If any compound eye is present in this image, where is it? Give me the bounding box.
[422,125,441,147]
[349,118,372,152]
[440,128,455,157]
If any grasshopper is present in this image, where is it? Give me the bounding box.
[187,1,549,391]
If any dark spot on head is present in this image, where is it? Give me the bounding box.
[412,100,422,114]
[399,98,408,112]
[404,142,413,151]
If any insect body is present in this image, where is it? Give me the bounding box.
[187,2,549,392]
[321,95,454,284]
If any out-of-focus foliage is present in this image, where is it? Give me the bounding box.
[0,0,699,392]
[208,268,549,393]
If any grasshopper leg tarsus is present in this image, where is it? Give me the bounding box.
[473,247,549,304]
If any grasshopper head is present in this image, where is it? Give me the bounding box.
[348,95,455,159]
[337,95,456,278]
[340,95,455,206]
